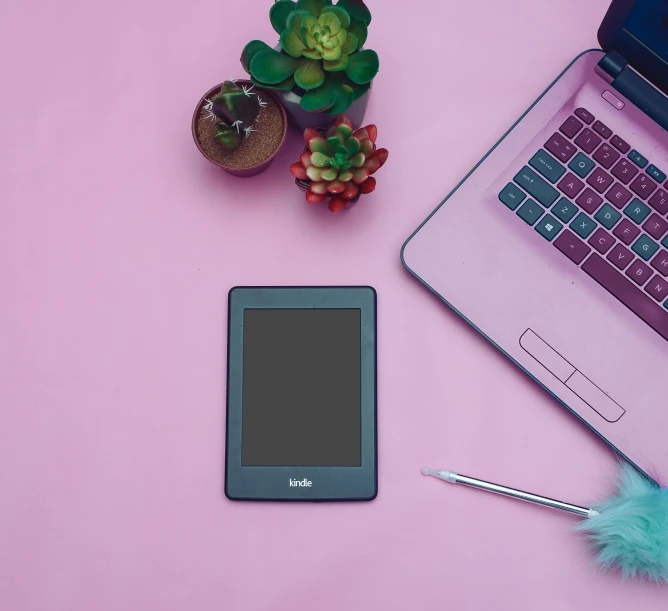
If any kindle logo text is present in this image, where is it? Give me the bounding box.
[289,478,312,487]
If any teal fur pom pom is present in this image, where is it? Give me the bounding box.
[577,464,668,581]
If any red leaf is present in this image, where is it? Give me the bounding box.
[342,182,359,199]
[359,177,376,194]
[327,180,346,194]
[300,151,312,168]
[364,125,378,143]
[354,127,369,140]
[328,196,348,213]
[290,162,308,180]
[306,191,328,204]
[363,157,380,173]
[372,148,388,169]
[303,128,320,145]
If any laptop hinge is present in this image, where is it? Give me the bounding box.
[596,51,668,133]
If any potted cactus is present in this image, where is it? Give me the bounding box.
[192,80,287,177]
[290,114,387,212]
[241,0,378,132]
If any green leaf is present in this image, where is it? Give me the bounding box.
[326,136,341,152]
[335,123,353,141]
[281,29,307,57]
[215,125,243,150]
[336,0,371,25]
[321,168,338,181]
[287,10,310,32]
[320,5,351,29]
[296,0,326,17]
[270,1,297,34]
[303,48,322,60]
[251,74,295,91]
[345,137,360,156]
[318,11,341,35]
[308,136,329,154]
[323,54,348,71]
[325,83,354,114]
[349,152,365,167]
[294,59,325,90]
[344,49,378,84]
[250,48,301,84]
[350,80,370,100]
[339,170,353,182]
[241,40,272,74]
[347,18,367,47]
[321,46,342,61]
[311,151,331,167]
[300,83,336,113]
[340,32,358,55]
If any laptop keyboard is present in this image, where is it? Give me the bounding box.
[499,107,668,342]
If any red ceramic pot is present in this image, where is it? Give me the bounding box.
[192,81,288,178]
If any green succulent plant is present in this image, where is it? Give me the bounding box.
[241,0,378,115]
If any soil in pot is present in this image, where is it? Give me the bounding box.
[196,89,284,170]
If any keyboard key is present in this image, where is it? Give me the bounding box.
[643,214,668,240]
[576,188,603,214]
[592,120,612,139]
[610,135,630,154]
[582,253,668,342]
[516,199,544,225]
[554,229,591,264]
[651,250,668,276]
[529,150,566,184]
[570,212,597,239]
[575,128,602,154]
[587,167,614,193]
[649,188,668,214]
[499,183,526,210]
[663,234,668,249]
[558,173,585,198]
[545,133,577,163]
[574,108,595,124]
[607,243,634,270]
[629,149,648,168]
[626,260,653,286]
[613,219,641,245]
[513,167,560,207]
[633,234,660,261]
[559,116,584,139]
[647,164,666,183]
[611,158,639,184]
[552,198,579,223]
[588,228,615,254]
[595,203,622,229]
[646,275,668,301]
[624,199,652,224]
[535,214,563,241]
[629,174,657,199]
[593,143,620,169]
[569,153,596,178]
[606,183,632,209]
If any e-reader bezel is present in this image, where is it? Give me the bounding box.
[225,286,377,502]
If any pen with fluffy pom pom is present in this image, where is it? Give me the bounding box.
[422,464,668,581]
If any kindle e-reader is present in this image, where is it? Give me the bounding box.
[225,286,377,502]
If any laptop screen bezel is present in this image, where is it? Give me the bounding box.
[598,0,668,96]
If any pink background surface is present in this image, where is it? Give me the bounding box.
[1,0,666,609]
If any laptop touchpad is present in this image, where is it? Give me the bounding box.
[519,329,625,423]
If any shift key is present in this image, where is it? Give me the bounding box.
[514,166,560,207]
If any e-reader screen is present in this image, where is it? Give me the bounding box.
[241,309,361,467]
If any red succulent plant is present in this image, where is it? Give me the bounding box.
[290,114,388,212]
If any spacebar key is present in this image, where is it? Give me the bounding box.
[582,253,668,342]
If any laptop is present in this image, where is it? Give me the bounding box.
[402,0,668,484]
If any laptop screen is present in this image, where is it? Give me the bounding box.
[625,0,668,63]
